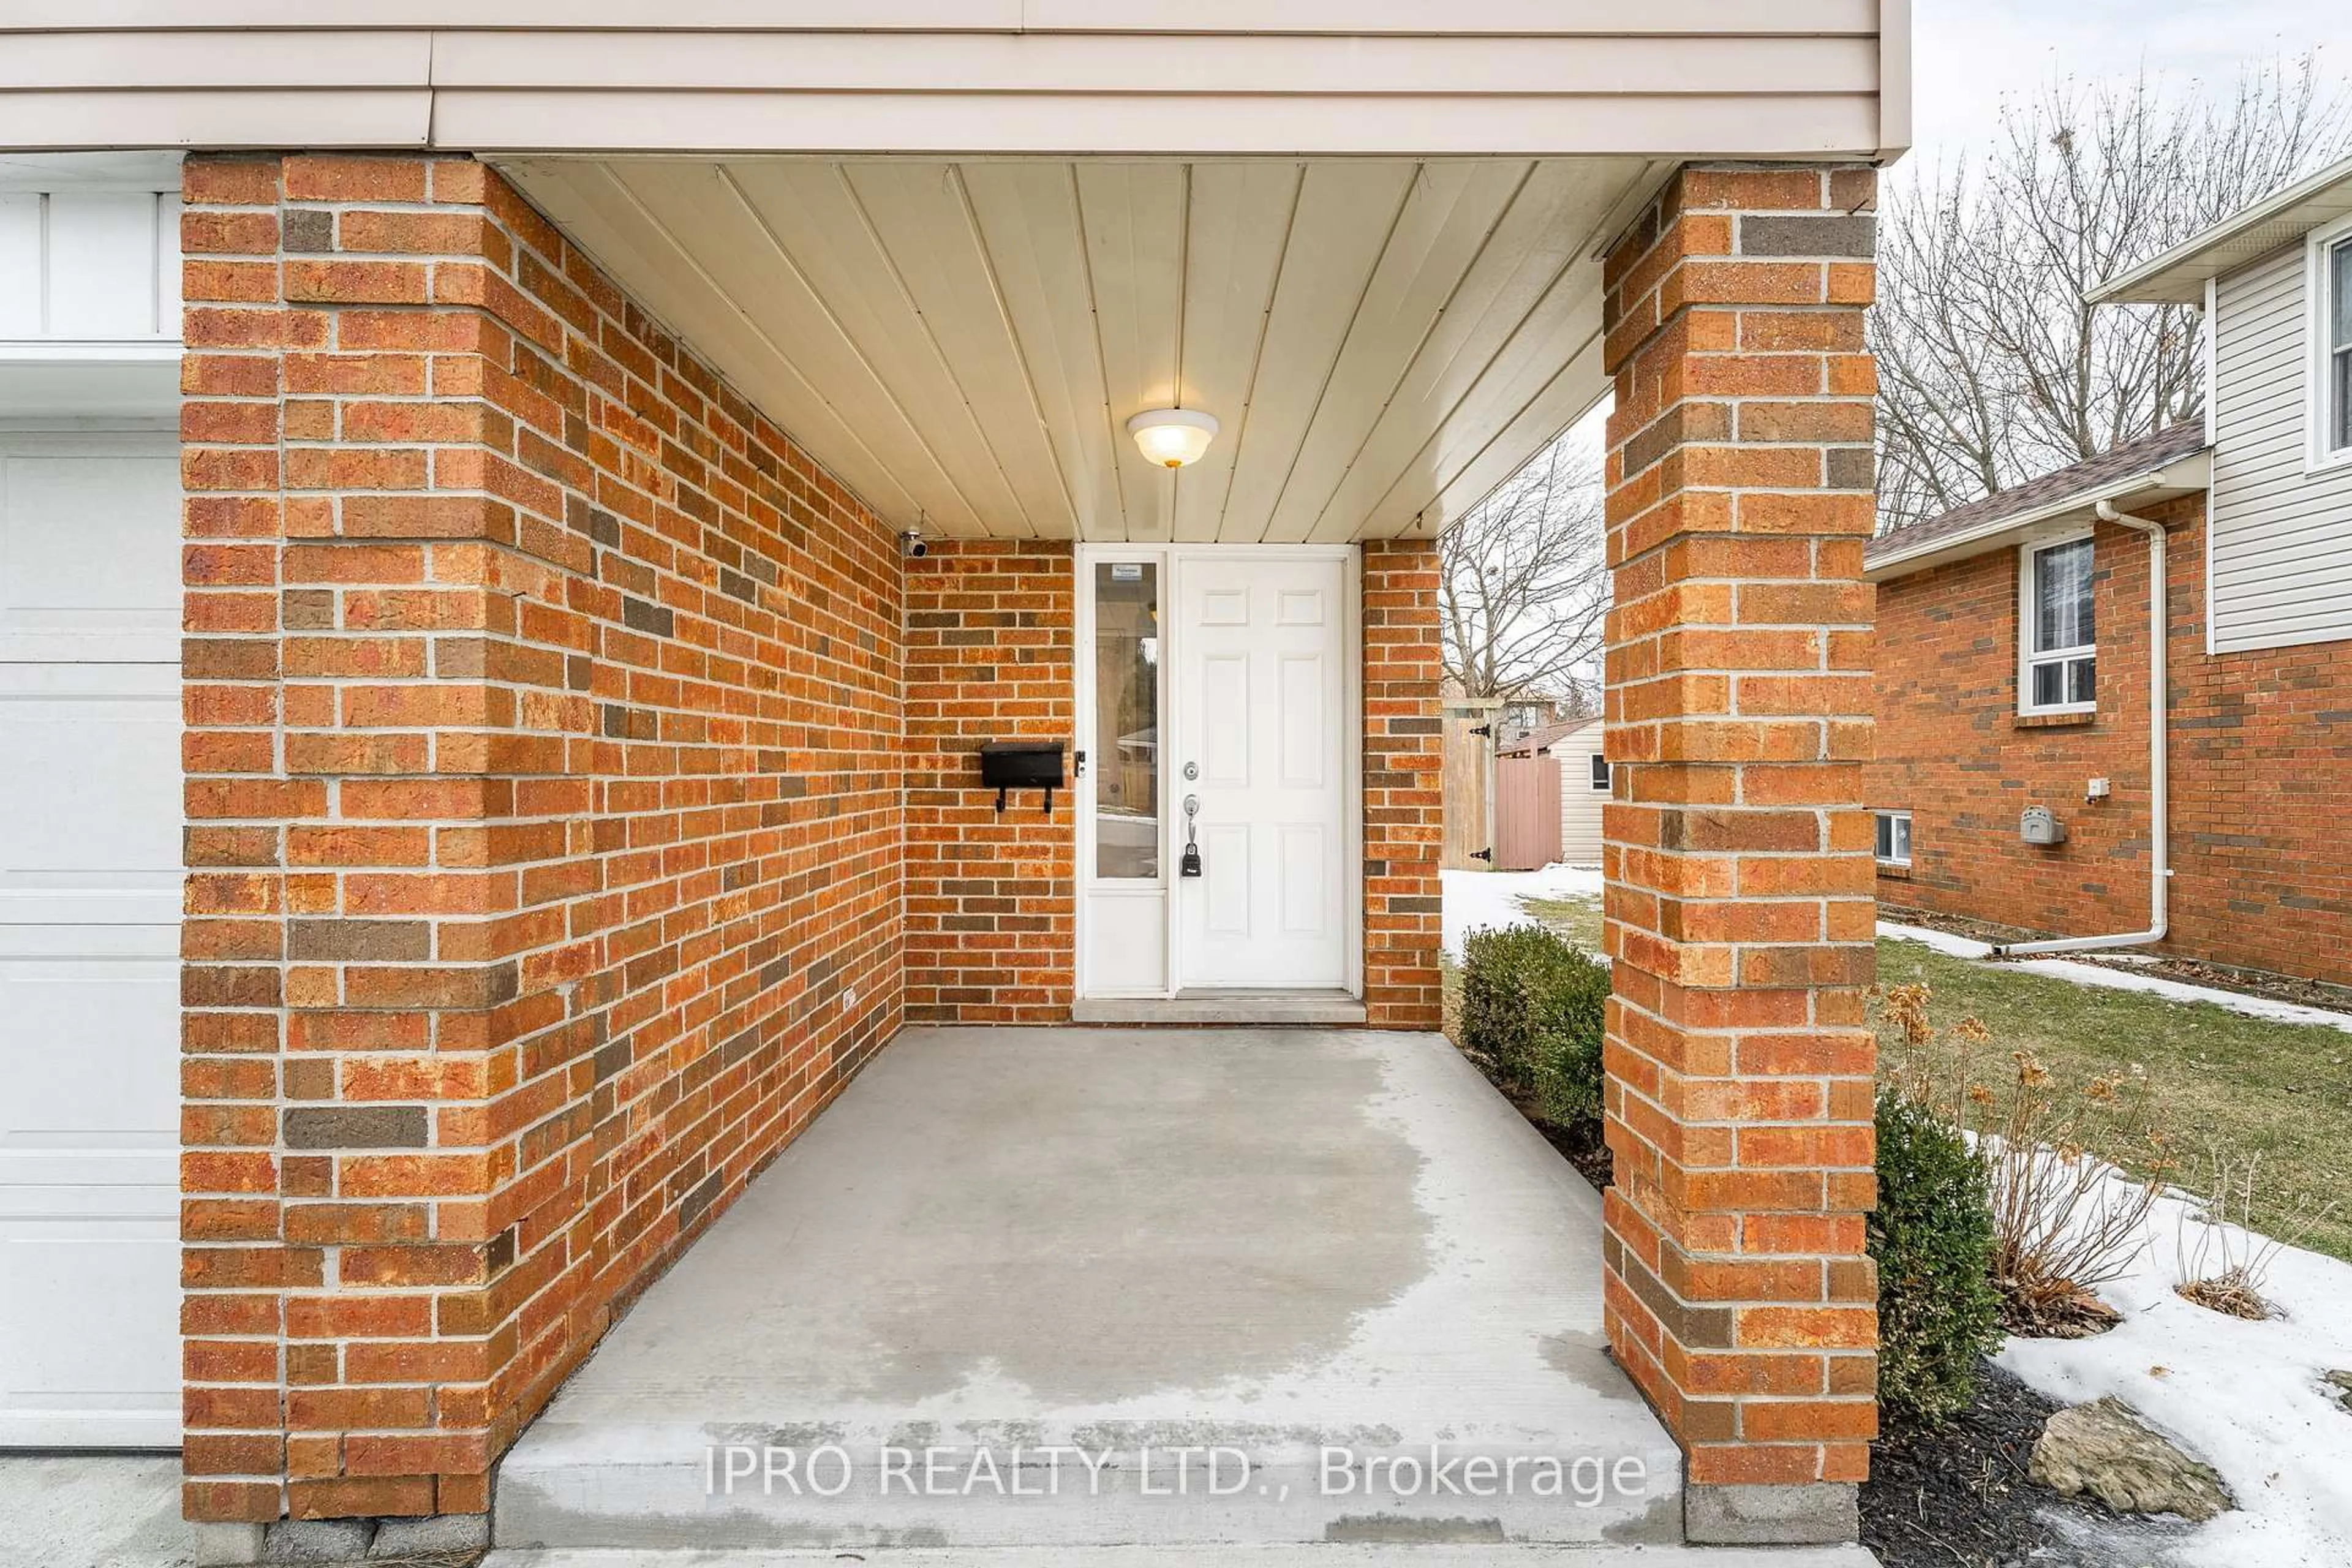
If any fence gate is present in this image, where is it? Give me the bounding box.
[1439,698,1500,871]
[1494,753,1562,871]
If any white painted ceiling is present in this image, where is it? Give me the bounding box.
[496,156,1664,541]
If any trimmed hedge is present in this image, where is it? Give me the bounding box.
[1459,924,1609,1129]
[1871,1090,2005,1425]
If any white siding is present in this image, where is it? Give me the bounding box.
[2209,243,2352,653]
[1549,722,1608,865]
[0,187,181,345]
[0,4,1907,160]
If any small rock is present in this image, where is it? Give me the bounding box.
[2029,1396,2234,1522]
[2327,1369,2352,1412]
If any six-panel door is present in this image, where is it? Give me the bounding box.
[1173,554,1350,990]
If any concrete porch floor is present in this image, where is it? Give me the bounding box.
[495,1028,1685,1552]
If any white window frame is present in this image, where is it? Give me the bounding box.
[1874,810,1912,869]
[1588,752,1611,791]
[2018,529,2097,717]
[2308,213,2352,477]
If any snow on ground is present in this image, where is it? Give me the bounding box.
[1878,920,2352,1035]
[1441,864,1603,960]
[1998,1166,2352,1568]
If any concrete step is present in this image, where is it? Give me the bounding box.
[1070,990,1370,1025]
[484,1548,1882,1568]
[495,1029,1684,1552]
[495,1420,1684,1551]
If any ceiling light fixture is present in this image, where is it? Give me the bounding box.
[1126,407,1219,469]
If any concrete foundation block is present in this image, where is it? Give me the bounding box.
[262,1516,375,1562]
[190,1521,266,1567]
[1683,1481,1858,1545]
[369,1512,491,1556]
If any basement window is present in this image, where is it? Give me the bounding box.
[2020,533,2096,715]
[1875,810,1913,868]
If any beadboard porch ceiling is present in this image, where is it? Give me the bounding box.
[492,156,1667,543]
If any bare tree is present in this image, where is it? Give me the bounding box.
[1440,435,1608,716]
[1875,58,2352,532]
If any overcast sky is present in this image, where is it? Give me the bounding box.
[1908,0,2352,170]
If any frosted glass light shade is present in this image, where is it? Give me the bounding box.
[1126,407,1220,468]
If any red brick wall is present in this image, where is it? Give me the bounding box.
[179,153,905,1525]
[1363,540,1445,1030]
[902,541,1077,1023]
[1599,164,1881,1531]
[1869,493,2352,987]
[176,151,1453,1529]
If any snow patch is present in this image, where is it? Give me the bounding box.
[1877,921,2352,1035]
[1441,864,1604,960]
[1994,1163,2352,1568]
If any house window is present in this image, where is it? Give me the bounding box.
[1588,752,1611,791]
[2021,535,2096,714]
[2319,228,2352,464]
[1875,810,1913,867]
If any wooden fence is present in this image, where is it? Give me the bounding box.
[1495,752,1562,871]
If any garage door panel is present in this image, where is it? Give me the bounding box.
[0,953,179,1181]
[0,428,183,1450]
[0,668,181,927]
[0,1215,181,1450]
[0,442,181,663]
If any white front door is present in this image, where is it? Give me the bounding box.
[0,432,183,1448]
[1174,554,1350,990]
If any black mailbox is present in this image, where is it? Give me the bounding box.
[979,741,1066,813]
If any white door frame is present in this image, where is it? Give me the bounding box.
[1073,543,1363,1001]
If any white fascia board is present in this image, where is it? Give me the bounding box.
[1863,451,2211,584]
[2089,153,2352,306]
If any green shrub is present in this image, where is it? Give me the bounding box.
[1460,924,1609,1129]
[1871,1090,2003,1425]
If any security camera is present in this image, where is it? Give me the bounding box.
[899,529,928,559]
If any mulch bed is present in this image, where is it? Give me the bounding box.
[1863,1360,2187,1568]
[1523,1106,1613,1193]
[1881,902,2352,1018]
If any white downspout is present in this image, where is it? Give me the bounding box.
[1990,502,2169,958]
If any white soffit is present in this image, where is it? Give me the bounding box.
[496,156,1664,543]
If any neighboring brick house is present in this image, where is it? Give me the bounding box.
[0,10,1907,1559]
[1866,155,2352,988]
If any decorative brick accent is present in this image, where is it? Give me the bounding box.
[1363,540,1446,1030]
[179,154,905,1525]
[902,541,1077,1023]
[1870,494,2352,987]
[1597,164,1880,1537]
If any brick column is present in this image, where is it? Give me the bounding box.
[1362,540,1444,1029]
[180,153,906,1540]
[1597,165,1880,1545]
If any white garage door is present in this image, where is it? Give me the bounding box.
[0,431,183,1449]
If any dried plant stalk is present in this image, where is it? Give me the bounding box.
[2174,1141,2339,1320]
[1875,983,2171,1336]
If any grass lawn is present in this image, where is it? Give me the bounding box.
[1463,886,2352,1263]
[1877,940,2352,1264]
